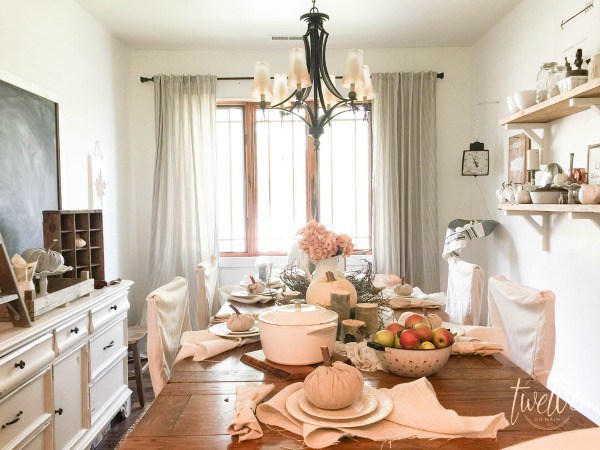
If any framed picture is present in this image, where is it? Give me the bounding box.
[0,73,61,257]
[508,134,530,184]
[588,143,600,185]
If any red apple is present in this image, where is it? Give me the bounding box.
[386,323,405,336]
[404,314,428,329]
[399,329,421,349]
[431,327,454,348]
[413,323,433,342]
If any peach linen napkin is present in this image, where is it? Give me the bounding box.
[174,330,259,364]
[256,378,509,449]
[447,323,507,356]
[227,384,275,442]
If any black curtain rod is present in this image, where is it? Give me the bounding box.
[140,72,444,83]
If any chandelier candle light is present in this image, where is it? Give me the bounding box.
[250,0,374,151]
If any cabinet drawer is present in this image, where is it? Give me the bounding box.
[16,421,50,450]
[89,355,126,423]
[0,371,51,450]
[90,294,129,332]
[0,334,55,397]
[54,314,88,355]
[89,318,126,380]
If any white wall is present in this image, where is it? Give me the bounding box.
[0,1,136,293]
[472,0,600,424]
[128,47,474,322]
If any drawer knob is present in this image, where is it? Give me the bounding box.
[55,408,64,416]
[110,305,118,311]
[103,340,115,350]
[14,360,25,370]
[70,327,79,334]
[2,411,23,429]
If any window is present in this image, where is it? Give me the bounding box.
[216,103,372,256]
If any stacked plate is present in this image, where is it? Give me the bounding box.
[285,386,393,428]
[208,322,259,339]
[228,289,276,304]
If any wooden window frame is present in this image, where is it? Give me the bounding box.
[218,101,372,257]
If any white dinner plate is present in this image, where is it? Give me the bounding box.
[298,387,378,420]
[208,322,259,338]
[286,387,393,428]
[230,290,259,299]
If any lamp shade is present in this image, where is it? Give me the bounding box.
[342,49,365,89]
[287,48,312,89]
[250,61,273,99]
[271,73,290,106]
[356,65,375,100]
[321,78,338,108]
[527,149,540,171]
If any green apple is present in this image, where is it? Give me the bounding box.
[374,329,395,347]
[418,341,436,350]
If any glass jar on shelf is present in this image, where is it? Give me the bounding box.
[536,62,558,103]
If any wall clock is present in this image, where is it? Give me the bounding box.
[462,141,489,176]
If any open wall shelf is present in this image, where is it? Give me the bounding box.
[498,203,600,251]
[499,78,600,126]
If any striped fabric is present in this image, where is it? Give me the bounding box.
[442,221,485,260]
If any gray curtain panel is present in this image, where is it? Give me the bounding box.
[372,72,439,293]
[149,74,219,330]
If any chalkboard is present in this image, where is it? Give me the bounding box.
[0,79,60,257]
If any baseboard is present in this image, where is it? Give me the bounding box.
[548,374,600,425]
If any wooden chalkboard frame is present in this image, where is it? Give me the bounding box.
[0,70,62,256]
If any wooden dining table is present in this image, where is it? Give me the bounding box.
[121,300,596,449]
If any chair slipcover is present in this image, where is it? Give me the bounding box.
[196,256,220,330]
[146,277,191,395]
[487,275,556,385]
[446,257,485,325]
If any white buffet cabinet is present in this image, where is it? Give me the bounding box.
[0,281,133,450]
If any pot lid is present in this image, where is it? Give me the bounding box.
[258,302,338,326]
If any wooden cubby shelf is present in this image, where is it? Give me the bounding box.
[499,78,600,126]
[498,203,600,251]
[43,210,105,281]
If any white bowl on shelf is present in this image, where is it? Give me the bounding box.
[529,191,562,204]
[514,90,537,110]
[557,76,588,94]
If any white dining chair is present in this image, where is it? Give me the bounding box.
[146,276,191,396]
[487,275,556,385]
[445,257,485,326]
[196,256,220,330]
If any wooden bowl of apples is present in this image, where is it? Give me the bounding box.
[367,313,454,378]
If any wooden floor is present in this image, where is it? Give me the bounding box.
[95,370,155,449]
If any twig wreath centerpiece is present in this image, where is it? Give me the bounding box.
[297,221,358,307]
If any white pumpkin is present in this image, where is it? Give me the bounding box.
[306,271,357,308]
[226,305,255,332]
[75,234,86,248]
[247,276,266,294]
[304,346,364,410]
[393,277,413,296]
[22,240,64,272]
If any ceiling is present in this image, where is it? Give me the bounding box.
[76,0,522,50]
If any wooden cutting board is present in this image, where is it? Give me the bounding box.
[240,349,348,380]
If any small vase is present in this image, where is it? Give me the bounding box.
[516,185,531,204]
[312,255,345,279]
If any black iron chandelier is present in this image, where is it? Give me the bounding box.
[250,0,374,151]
